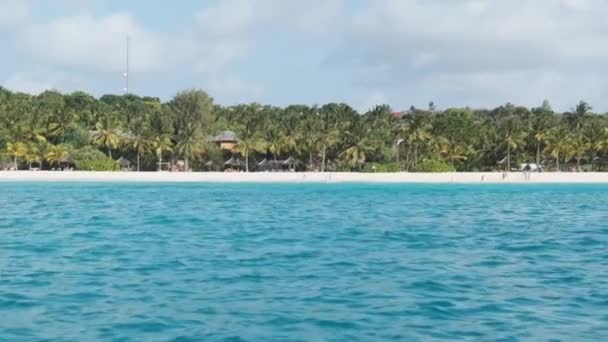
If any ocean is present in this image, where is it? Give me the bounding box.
[1,183,607,341]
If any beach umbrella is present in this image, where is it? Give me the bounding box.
[282,156,296,165]
[115,157,132,171]
[115,156,131,167]
[61,156,75,164]
[282,156,297,171]
[224,157,244,167]
[205,160,215,171]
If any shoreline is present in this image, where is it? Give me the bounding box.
[2,171,608,183]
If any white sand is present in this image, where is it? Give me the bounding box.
[1,171,608,183]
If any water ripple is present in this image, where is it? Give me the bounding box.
[1,183,607,340]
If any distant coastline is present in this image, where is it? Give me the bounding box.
[2,171,608,183]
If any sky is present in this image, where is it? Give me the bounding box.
[1,0,608,112]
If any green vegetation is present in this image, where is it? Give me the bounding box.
[1,86,607,172]
[412,159,455,173]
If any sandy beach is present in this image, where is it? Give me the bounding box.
[2,171,608,183]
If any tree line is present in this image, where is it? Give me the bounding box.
[1,86,607,172]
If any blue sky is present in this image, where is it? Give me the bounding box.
[2,0,608,112]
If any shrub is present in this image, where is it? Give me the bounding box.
[59,127,91,148]
[72,147,117,171]
[412,159,455,173]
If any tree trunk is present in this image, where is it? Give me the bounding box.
[414,144,418,166]
[556,152,560,172]
[536,141,540,166]
[577,153,581,171]
[321,145,327,172]
[157,152,162,171]
[185,157,189,172]
[396,144,400,165]
[14,156,17,170]
[137,153,140,172]
[507,144,511,172]
[245,151,249,172]
[309,150,313,171]
[108,148,112,159]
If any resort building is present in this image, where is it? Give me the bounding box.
[209,131,238,152]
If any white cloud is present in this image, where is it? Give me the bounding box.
[21,13,194,73]
[333,0,608,110]
[3,72,63,94]
[356,91,389,113]
[0,0,30,29]
[204,75,265,104]
[196,0,345,37]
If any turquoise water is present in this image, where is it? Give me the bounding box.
[1,183,608,341]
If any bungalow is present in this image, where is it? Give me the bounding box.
[209,131,238,151]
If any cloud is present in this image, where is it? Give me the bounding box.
[326,0,608,110]
[0,0,30,29]
[345,0,608,72]
[3,72,65,94]
[204,75,265,104]
[356,91,389,113]
[415,70,608,110]
[21,13,187,73]
[196,0,345,37]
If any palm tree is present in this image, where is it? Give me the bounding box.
[544,126,572,171]
[318,104,344,172]
[24,143,43,169]
[340,120,373,171]
[565,101,591,131]
[500,116,526,171]
[261,118,282,161]
[235,134,263,173]
[23,126,47,144]
[45,144,69,168]
[404,111,433,166]
[432,137,471,168]
[297,112,321,170]
[127,133,151,172]
[175,124,205,172]
[529,101,553,166]
[151,135,172,171]
[279,109,300,158]
[233,104,265,172]
[570,133,589,171]
[5,142,27,170]
[91,117,121,158]
[585,119,605,165]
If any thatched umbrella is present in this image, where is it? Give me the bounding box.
[282,156,297,171]
[224,157,244,170]
[60,156,75,170]
[257,158,268,171]
[205,160,215,171]
[116,156,131,171]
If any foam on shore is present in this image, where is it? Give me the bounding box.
[1,171,608,183]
